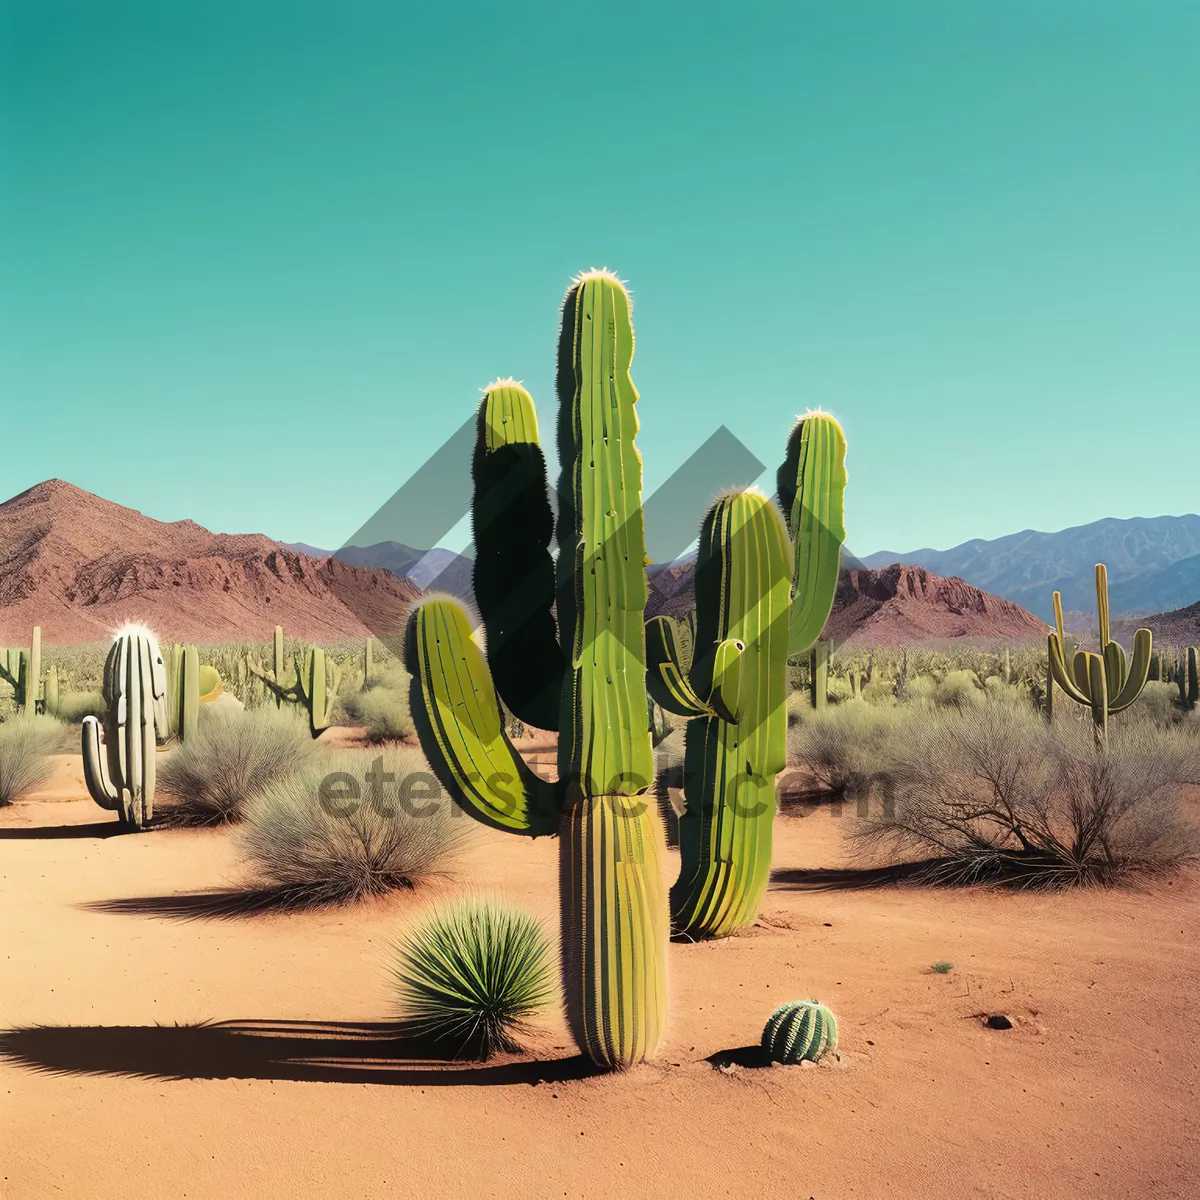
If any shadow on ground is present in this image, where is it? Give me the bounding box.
[769,860,947,892]
[82,887,362,920]
[705,1044,770,1070]
[0,822,127,841]
[0,1020,597,1087]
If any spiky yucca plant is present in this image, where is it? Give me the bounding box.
[393,898,554,1059]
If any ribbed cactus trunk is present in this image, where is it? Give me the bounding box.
[670,492,790,939]
[555,272,665,1066]
[82,625,170,829]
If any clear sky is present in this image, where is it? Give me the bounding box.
[2,1,1197,558]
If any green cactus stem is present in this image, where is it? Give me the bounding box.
[809,639,830,710]
[0,627,41,715]
[82,624,170,829]
[249,643,341,738]
[669,489,791,941]
[778,412,848,657]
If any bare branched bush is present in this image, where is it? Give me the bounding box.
[851,705,1200,888]
[0,715,62,805]
[238,747,467,906]
[158,707,313,826]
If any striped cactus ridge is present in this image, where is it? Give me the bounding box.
[762,999,839,1064]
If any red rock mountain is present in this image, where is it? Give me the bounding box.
[825,564,1050,645]
[0,480,419,644]
[647,560,1049,645]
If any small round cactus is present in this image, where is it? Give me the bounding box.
[762,999,839,1064]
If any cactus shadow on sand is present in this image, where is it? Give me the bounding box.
[0,821,128,841]
[79,886,396,920]
[768,859,950,892]
[0,1020,598,1087]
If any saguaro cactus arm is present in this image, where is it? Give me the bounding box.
[777,412,847,657]
[645,615,742,723]
[471,379,565,730]
[406,597,554,836]
[81,717,121,810]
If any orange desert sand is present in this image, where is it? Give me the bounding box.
[3,746,1198,1200]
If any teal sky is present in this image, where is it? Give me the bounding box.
[2,1,1197,557]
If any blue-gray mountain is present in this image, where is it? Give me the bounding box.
[860,515,1200,621]
[285,542,475,601]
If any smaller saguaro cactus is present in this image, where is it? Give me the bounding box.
[250,644,341,737]
[809,639,830,710]
[762,999,839,1064]
[1047,564,1152,741]
[82,624,170,829]
[0,627,41,714]
[43,664,60,718]
[1178,647,1199,711]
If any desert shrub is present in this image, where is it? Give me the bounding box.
[158,707,313,826]
[785,703,905,802]
[860,677,898,706]
[54,691,106,723]
[898,674,936,704]
[933,669,985,711]
[0,714,62,804]
[339,686,414,742]
[983,676,1034,711]
[392,897,553,1059]
[826,675,853,704]
[238,746,466,905]
[851,705,1200,888]
[786,690,809,727]
[1135,681,1184,729]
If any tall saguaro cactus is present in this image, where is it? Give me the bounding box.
[82,625,170,829]
[407,270,667,1070]
[1047,564,1152,740]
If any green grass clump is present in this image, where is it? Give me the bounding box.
[158,706,314,825]
[238,747,466,905]
[0,715,63,805]
[392,897,554,1059]
[930,961,954,974]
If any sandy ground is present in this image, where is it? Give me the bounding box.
[3,753,1199,1199]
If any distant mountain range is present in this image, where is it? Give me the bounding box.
[860,514,1200,621]
[0,481,418,643]
[286,541,475,599]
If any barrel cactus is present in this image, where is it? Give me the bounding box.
[82,624,171,830]
[407,269,667,1070]
[762,999,839,1064]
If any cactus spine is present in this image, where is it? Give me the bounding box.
[1047,564,1152,740]
[82,624,170,829]
[407,270,667,1069]
[762,999,839,1064]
